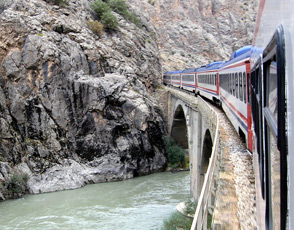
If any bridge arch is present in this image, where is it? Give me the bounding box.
[170,104,188,149]
[201,129,213,175]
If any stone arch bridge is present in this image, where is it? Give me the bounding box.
[166,88,219,201]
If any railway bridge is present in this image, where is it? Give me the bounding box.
[167,88,218,201]
[165,87,257,230]
[165,87,220,229]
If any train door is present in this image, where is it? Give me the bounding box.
[246,61,253,151]
[251,55,265,199]
[262,26,287,230]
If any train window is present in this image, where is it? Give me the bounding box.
[243,72,246,103]
[266,61,278,120]
[239,72,243,101]
[227,74,229,92]
[227,74,229,91]
[229,73,232,95]
[235,73,239,98]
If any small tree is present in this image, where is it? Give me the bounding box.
[163,136,187,168]
[107,0,128,16]
[91,0,110,18]
[107,0,142,28]
[88,20,104,36]
[101,11,119,30]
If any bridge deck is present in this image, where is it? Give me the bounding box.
[165,86,257,230]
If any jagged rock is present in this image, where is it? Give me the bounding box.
[126,0,257,71]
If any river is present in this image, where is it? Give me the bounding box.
[0,171,190,230]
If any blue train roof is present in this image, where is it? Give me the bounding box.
[196,61,224,72]
[230,45,252,60]
[169,70,183,74]
[182,68,197,73]
[222,45,252,68]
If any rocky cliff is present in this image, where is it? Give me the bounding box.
[127,0,257,71]
[0,0,166,200]
[0,0,257,200]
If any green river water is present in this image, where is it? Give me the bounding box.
[0,171,190,230]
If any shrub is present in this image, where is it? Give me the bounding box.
[91,0,110,18]
[91,0,142,30]
[101,11,119,29]
[148,0,155,5]
[107,0,142,28]
[163,136,187,168]
[127,13,142,28]
[45,0,69,7]
[88,20,104,36]
[107,0,128,16]
[57,0,69,7]
[162,212,193,230]
[6,173,29,194]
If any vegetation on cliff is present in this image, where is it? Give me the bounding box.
[91,0,141,30]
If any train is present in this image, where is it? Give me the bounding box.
[163,45,253,152]
[163,0,294,229]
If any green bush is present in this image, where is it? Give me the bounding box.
[107,0,142,27]
[88,20,104,36]
[91,0,110,18]
[163,136,187,168]
[6,173,29,194]
[148,0,155,5]
[101,11,119,29]
[91,0,142,29]
[107,0,128,16]
[162,212,193,230]
[126,13,142,28]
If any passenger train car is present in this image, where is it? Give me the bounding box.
[219,46,253,151]
[163,0,293,228]
[196,61,224,103]
[181,68,197,93]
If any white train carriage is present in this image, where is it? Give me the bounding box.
[170,70,182,88]
[196,61,223,103]
[219,46,253,151]
[162,71,172,85]
[181,68,197,93]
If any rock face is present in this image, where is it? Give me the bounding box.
[0,0,166,199]
[0,0,257,200]
[127,0,258,71]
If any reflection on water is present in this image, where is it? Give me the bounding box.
[0,171,189,230]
